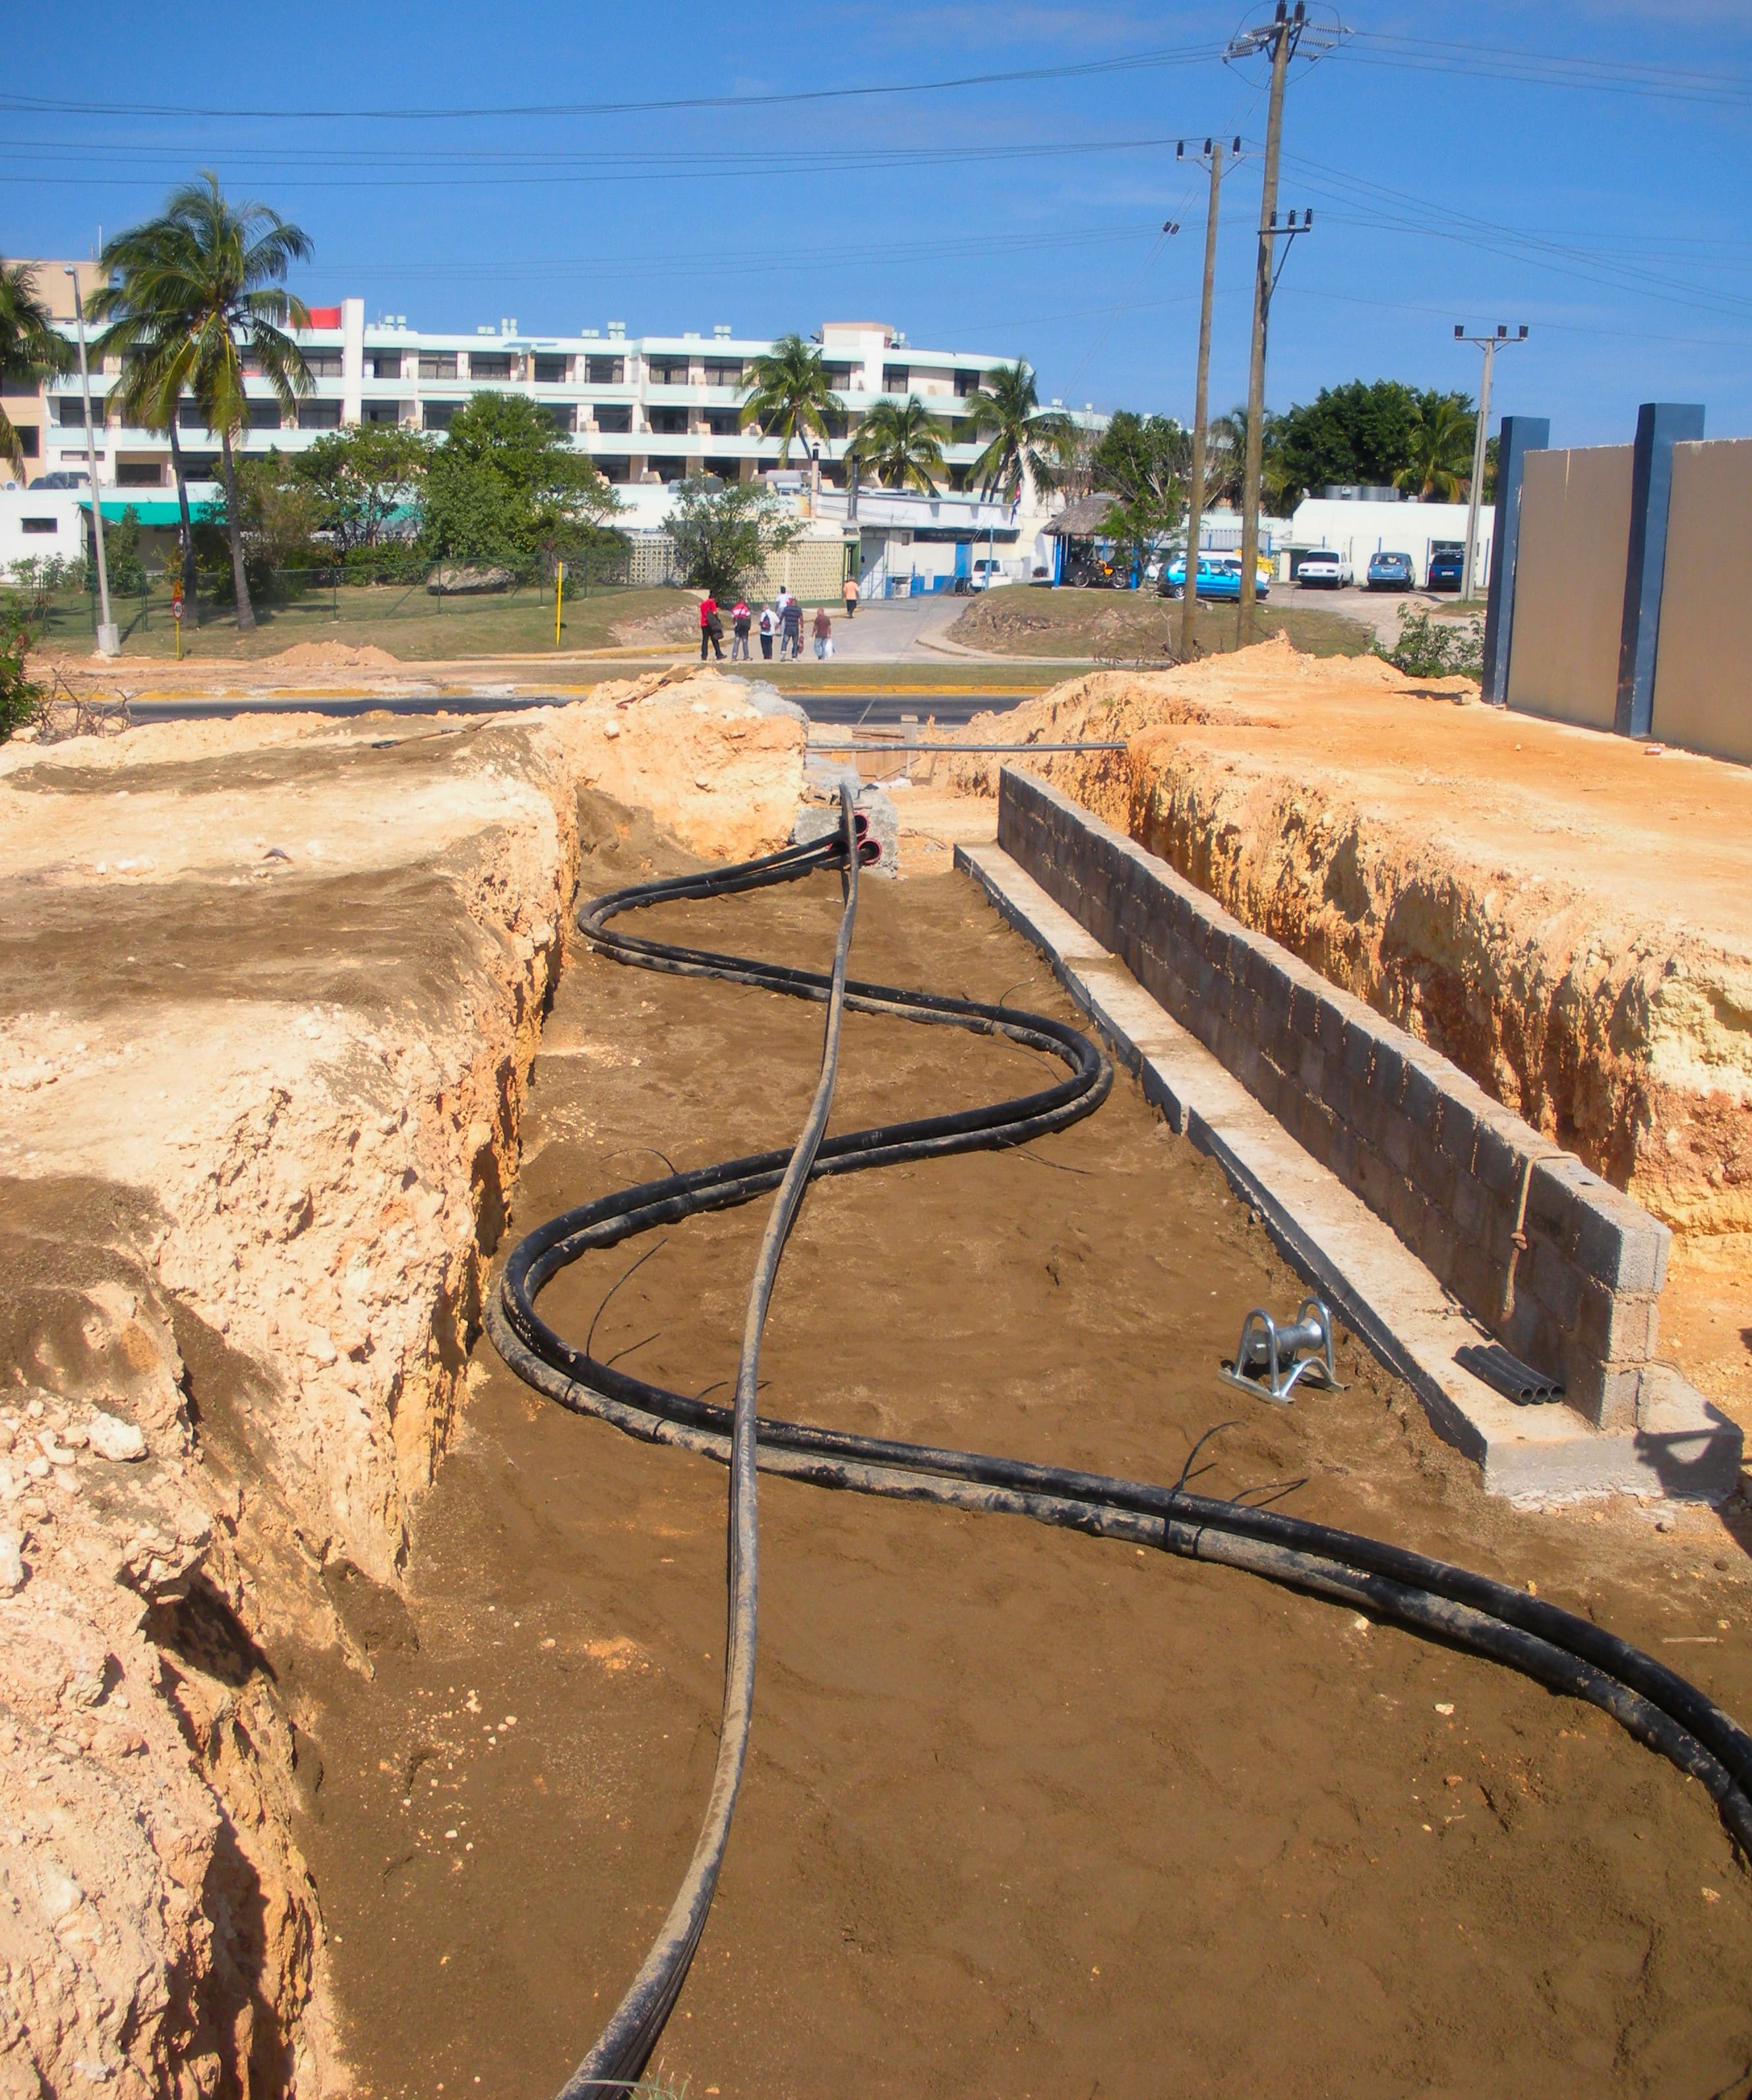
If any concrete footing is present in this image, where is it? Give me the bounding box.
[957,840,1743,1505]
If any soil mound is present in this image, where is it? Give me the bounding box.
[264,640,404,669]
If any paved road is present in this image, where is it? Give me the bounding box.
[129,689,1031,728]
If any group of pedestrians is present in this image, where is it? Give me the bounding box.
[698,584,847,663]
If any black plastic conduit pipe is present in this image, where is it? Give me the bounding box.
[489,791,1752,2099]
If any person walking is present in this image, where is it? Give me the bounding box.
[699,593,723,662]
[781,593,803,660]
[842,572,859,620]
[731,598,752,660]
[758,602,776,660]
[812,605,833,660]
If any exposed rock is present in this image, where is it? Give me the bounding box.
[425,564,514,596]
[87,1411,147,1463]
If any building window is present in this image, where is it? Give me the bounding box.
[541,402,577,433]
[706,411,741,437]
[365,352,404,380]
[882,365,909,390]
[298,401,342,430]
[302,350,344,378]
[592,405,632,435]
[21,516,57,534]
[468,352,512,381]
[824,363,855,389]
[586,356,624,385]
[955,369,984,398]
[533,354,570,383]
[648,357,690,386]
[55,398,92,426]
[419,353,458,381]
[647,455,686,481]
[423,400,463,431]
[705,360,742,388]
[595,456,631,483]
[648,407,688,435]
[363,400,408,425]
[704,456,740,482]
[16,427,39,458]
[177,402,207,429]
[117,462,163,486]
[248,400,282,431]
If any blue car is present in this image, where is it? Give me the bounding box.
[1366,551,1414,591]
[1426,548,1466,592]
[1157,556,1266,604]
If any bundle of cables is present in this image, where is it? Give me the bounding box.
[489,789,1751,2098]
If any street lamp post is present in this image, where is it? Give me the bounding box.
[1455,323,1528,603]
[66,268,119,657]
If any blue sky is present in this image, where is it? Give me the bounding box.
[7,1,1749,445]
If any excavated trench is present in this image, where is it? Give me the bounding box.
[288,795,1752,2100]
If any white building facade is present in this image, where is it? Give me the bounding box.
[18,297,1098,513]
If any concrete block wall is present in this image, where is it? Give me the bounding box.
[998,769,1671,1433]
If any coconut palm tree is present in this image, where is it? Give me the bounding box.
[88,175,313,631]
[963,361,1074,503]
[1207,404,1290,512]
[0,257,73,474]
[738,333,841,466]
[1395,393,1476,502]
[848,396,948,495]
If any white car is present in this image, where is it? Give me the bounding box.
[1297,552,1353,588]
[969,559,1013,590]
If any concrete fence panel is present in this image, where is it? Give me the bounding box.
[1650,437,1752,766]
[1506,445,1633,731]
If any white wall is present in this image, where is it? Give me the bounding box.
[1288,497,1492,588]
[0,489,84,573]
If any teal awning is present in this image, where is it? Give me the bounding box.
[77,499,195,527]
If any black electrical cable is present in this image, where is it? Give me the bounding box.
[489,809,1752,2099]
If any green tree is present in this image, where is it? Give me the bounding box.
[1091,410,1190,512]
[88,174,315,631]
[668,478,802,601]
[0,257,73,474]
[1270,379,1468,505]
[738,334,841,466]
[1207,404,1290,512]
[421,392,616,570]
[292,424,431,555]
[963,361,1074,503]
[1394,392,1476,501]
[1099,492,1176,588]
[1,607,42,742]
[849,396,949,494]
[198,449,323,596]
[99,505,147,596]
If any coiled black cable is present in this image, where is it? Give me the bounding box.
[489,799,1752,2099]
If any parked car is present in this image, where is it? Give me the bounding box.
[1297,551,1353,588]
[31,470,90,489]
[1426,547,1466,592]
[1157,556,1267,604]
[1365,551,1415,591]
[969,558,1013,590]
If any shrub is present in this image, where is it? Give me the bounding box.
[1,608,42,743]
[1376,605,1484,681]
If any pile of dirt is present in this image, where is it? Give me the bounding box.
[265,641,405,670]
[0,671,804,2094]
[938,636,1752,1254]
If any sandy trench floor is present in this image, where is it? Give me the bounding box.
[291,804,1752,2100]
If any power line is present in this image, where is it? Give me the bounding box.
[1347,31,1752,108]
[0,43,1216,123]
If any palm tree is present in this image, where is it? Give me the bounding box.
[738,333,841,466]
[89,175,313,631]
[849,396,948,494]
[963,361,1073,503]
[1395,394,1476,502]
[1207,404,1290,512]
[0,257,73,474]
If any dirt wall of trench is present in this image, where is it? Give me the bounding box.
[940,643,1752,1242]
[0,670,802,2098]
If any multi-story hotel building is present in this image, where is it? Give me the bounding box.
[11,274,1094,510]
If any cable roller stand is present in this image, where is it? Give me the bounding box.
[1222,1295,1344,1403]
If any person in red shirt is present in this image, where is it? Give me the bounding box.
[699,594,723,661]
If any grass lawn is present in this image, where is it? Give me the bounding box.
[943,584,1374,662]
[7,578,692,662]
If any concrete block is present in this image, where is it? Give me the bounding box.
[1372,1040,1408,1110]
[1298,1038,1328,1099]
[1528,1239,1584,1332]
[1526,1156,1583,1247]
[1252,1054,1285,1119]
[1573,1187,1672,1295]
[1314,993,1352,1055]
[1576,1276,1660,1363]
[1287,982,1320,1040]
[1418,1206,1459,1289]
[1329,1120,1362,1189]
[1448,1241,1505,1326]
[1402,1061,1441,1134]
[1383,1110,1415,1176]
[1451,1171,1489,1241]
[1434,1092,1481,1172]
[1562,1350,1643,1434]
[1503,1294,1564,1378]
[1388,1173,1428,1249]
[1343,1019,1375,1082]
[1410,1130,1458,1215]
[1472,1117,1526,1202]
[1245,943,1278,998]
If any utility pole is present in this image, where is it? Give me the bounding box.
[1177,137,1241,660]
[67,268,118,658]
[1225,1,1343,644]
[1455,322,1528,603]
